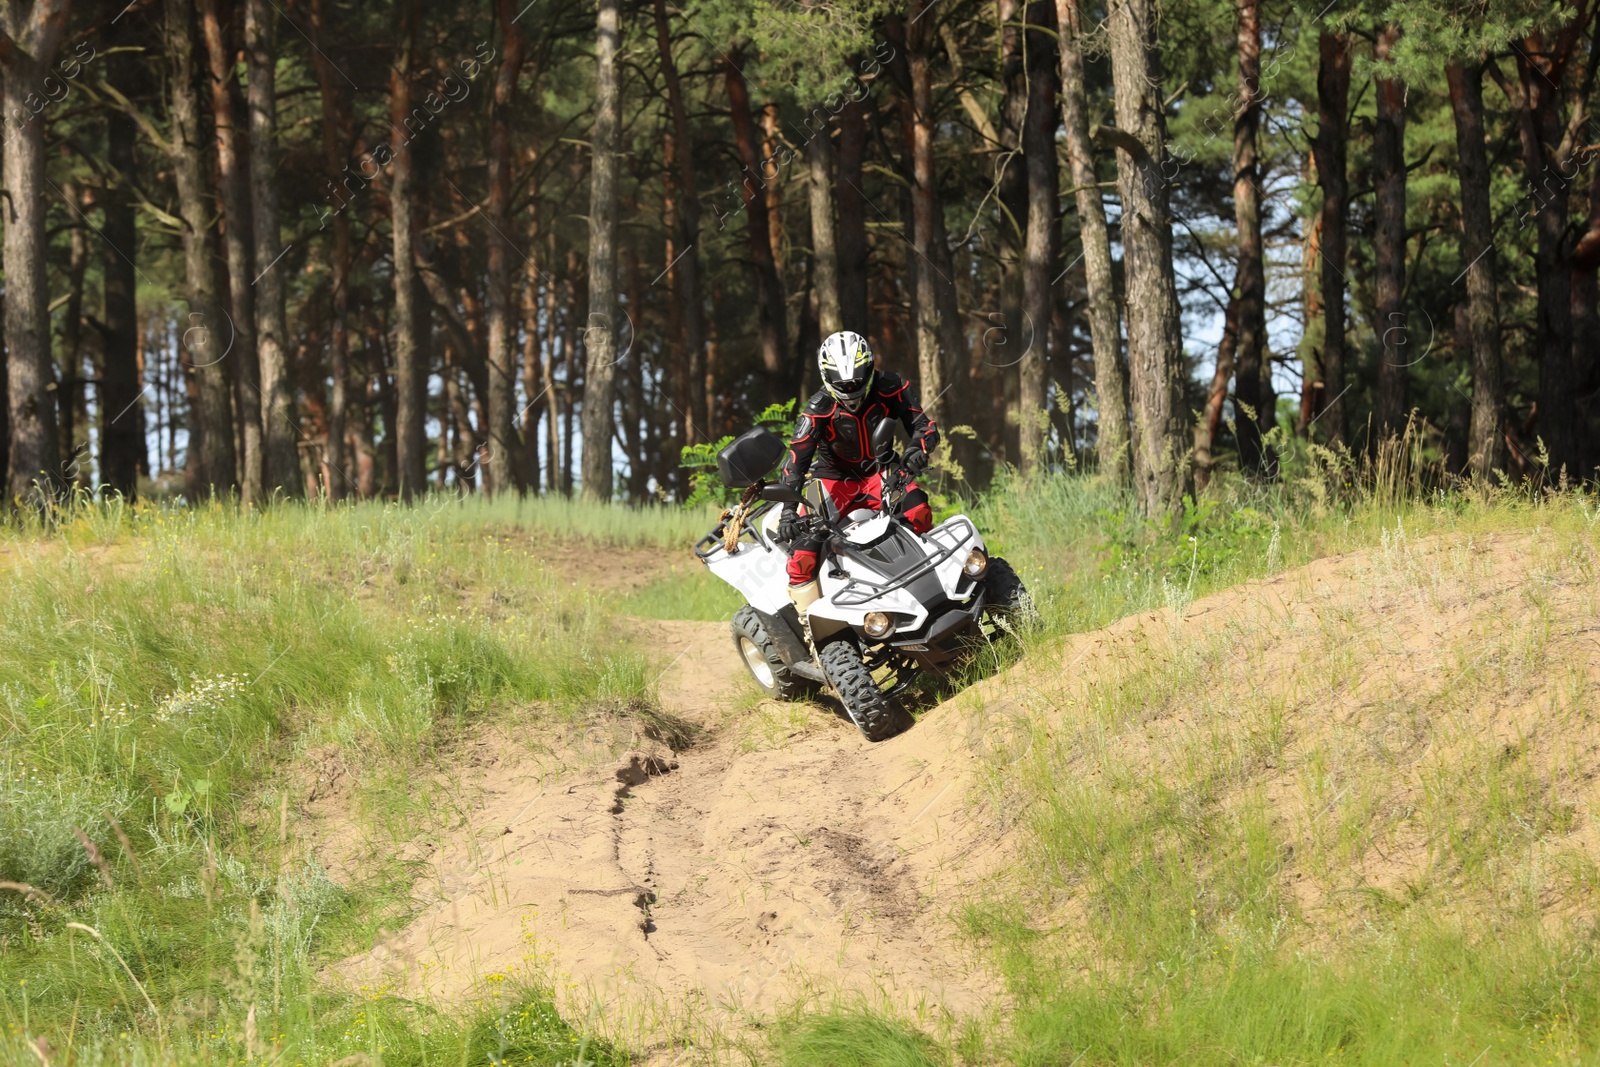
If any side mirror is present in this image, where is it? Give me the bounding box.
[870,419,903,460]
[759,484,802,505]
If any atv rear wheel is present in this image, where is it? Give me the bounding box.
[731,606,812,700]
[819,639,898,741]
[983,556,1039,628]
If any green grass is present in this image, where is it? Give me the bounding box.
[4,488,723,551]
[971,428,1573,643]
[477,492,722,548]
[952,454,1600,1065]
[998,922,1600,1066]
[0,498,652,1064]
[771,1009,947,1067]
[615,559,746,621]
[0,982,631,1066]
[5,452,1599,1066]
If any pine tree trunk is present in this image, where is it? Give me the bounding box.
[439,355,456,489]
[1,0,71,502]
[724,52,789,401]
[895,4,965,431]
[797,254,820,396]
[390,0,426,498]
[652,0,705,449]
[998,0,1028,460]
[808,126,842,337]
[1019,0,1057,474]
[445,343,477,490]
[564,246,582,496]
[907,3,945,425]
[1311,31,1350,445]
[520,211,544,492]
[580,0,622,500]
[1048,276,1074,464]
[349,351,374,498]
[1372,25,1408,444]
[924,147,968,429]
[197,0,263,503]
[1572,167,1600,477]
[1231,0,1270,472]
[705,283,720,435]
[373,329,398,496]
[244,0,300,496]
[545,234,561,492]
[897,168,920,374]
[1297,153,1321,434]
[100,63,142,499]
[760,105,786,276]
[309,0,351,498]
[621,244,648,500]
[1056,0,1128,483]
[0,214,6,488]
[663,194,687,491]
[166,0,236,499]
[1103,0,1190,518]
[1510,31,1580,477]
[292,311,327,496]
[1445,60,1505,479]
[1195,281,1241,490]
[836,96,870,332]
[58,180,87,483]
[485,0,527,496]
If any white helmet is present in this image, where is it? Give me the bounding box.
[818,331,875,411]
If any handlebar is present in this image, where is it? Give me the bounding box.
[880,464,909,508]
[695,462,913,560]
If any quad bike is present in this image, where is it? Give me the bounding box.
[694,422,1033,741]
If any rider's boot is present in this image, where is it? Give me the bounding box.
[789,580,823,664]
[788,580,821,613]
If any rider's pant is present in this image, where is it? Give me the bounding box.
[785,472,932,586]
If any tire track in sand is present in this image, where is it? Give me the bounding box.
[334,618,1011,1048]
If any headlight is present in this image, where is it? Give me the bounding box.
[963,548,989,578]
[863,611,893,638]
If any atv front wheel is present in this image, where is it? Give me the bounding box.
[731,606,812,700]
[983,556,1039,628]
[819,639,898,741]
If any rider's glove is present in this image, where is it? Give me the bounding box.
[778,506,802,543]
[902,447,930,477]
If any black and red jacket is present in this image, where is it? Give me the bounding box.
[779,371,938,492]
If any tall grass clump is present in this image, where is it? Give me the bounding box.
[771,1008,947,1067]
[6,485,722,551]
[971,420,1563,643]
[0,497,651,1061]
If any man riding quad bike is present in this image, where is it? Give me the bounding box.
[779,331,940,614]
[695,332,1033,741]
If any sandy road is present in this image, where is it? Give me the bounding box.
[335,617,1013,1050]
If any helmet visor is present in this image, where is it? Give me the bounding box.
[830,375,871,400]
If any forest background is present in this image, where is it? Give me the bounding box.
[0,0,1592,513]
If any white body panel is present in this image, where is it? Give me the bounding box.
[808,514,982,631]
[701,506,793,615]
[701,505,985,631]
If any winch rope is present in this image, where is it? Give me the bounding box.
[718,483,762,555]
